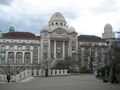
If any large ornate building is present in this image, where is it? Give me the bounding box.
[40,12,78,61]
[0,12,110,73]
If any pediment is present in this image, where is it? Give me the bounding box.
[53,28,67,34]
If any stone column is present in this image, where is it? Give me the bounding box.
[31,51,33,64]
[63,41,65,58]
[41,39,44,60]
[22,52,24,64]
[5,51,8,63]
[68,41,72,56]
[38,46,40,64]
[14,51,16,64]
[48,40,51,59]
[54,40,56,58]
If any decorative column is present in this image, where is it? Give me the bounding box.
[48,40,51,59]
[54,40,56,58]
[41,39,44,60]
[68,41,72,56]
[38,46,40,64]
[63,41,65,58]
[22,52,24,64]
[5,51,8,63]
[14,51,16,64]
[31,51,33,64]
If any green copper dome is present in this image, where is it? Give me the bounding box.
[0,30,2,37]
[9,26,15,32]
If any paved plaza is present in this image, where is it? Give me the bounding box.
[0,74,120,90]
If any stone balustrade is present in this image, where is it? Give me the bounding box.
[0,69,69,82]
[32,69,68,76]
[0,70,32,82]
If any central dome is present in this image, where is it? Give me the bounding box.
[104,23,113,32]
[49,12,66,22]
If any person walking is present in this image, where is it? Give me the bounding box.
[45,69,48,77]
[7,74,11,83]
[103,67,110,83]
[111,64,118,84]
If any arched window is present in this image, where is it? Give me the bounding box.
[8,52,14,64]
[24,52,31,64]
[43,32,48,37]
[9,46,14,50]
[52,23,54,25]
[16,52,22,64]
[60,23,62,26]
[64,23,66,26]
[6,41,9,44]
[56,22,58,25]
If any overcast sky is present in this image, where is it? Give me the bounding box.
[0,0,120,37]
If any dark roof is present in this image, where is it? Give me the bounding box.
[78,35,106,42]
[36,36,41,40]
[1,32,40,40]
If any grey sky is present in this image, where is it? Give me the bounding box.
[0,0,120,37]
[0,0,14,5]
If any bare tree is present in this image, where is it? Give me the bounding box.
[64,56,72,70]
[87,47,96,73]
[111,42,120,64]
[77,53,82,72]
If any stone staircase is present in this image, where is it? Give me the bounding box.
[0,70,32,82]
[0,69,69,82]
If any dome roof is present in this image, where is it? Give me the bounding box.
[9,26,14,30]
[9,26,15,32]
[69,26,76,33]
[104,23,112,31]
[49,12,66,22]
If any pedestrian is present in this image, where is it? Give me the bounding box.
[103,68,109,82]
[45,69,48,77]
[7,74,11,83]
[111,64,118,84]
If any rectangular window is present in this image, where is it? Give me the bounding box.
[44,45,48,51]
[9,46,14,50]
[26,46,30,50]
[1,46,5,50]
[34,46,38,50]
[17,46,22,50]
[43,52,48,59]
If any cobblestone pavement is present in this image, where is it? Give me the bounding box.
[0,74,120,90]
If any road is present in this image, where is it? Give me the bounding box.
[0,74,120,90]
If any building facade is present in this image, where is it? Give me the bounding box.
[40,12,78,61]
[78,35,108,71]
[0,12,109,73]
